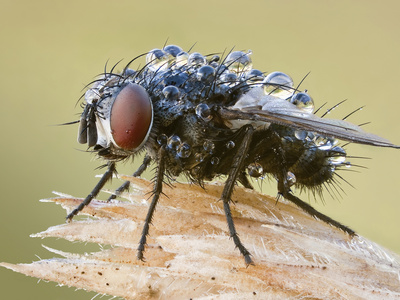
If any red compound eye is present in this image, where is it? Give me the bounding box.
[110,83,153,150]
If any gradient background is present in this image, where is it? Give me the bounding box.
[1,0,399,298]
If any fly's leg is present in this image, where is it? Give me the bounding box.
[107,155,152,202]
[221,125,255,265]
[238,172,253,190]
[137,147,166,261]
[66,161,116,221]
[132,155,152,177]
[277,179,356,236]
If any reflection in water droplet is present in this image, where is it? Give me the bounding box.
[245,69,265,84]
[146,49,172,72]
[314,136,338,150]
[248,162,263,178]
[167,135,181,150]
[162,85,180,101]
[175,51,189,68]
[195,153,206,163]
[177,142,191,158]
[263,71,293,99]
[196,103,212,122]
[163,45,183,57]
[287,172,296,186]
[197,65,216,83]
[218,84,230,94]
[294,130,308,140]
[203,140,215,154]
[188,52,206,67]
[327,146,347,166]
[225,51,253,74]
[314,135,328,147]
[329,155,346,165]
[290,92,314,113]
[211,157,220,165]
[221,72,238,84]
[157,134,168,145]
[226,141,235,149]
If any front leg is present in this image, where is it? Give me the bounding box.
[67,161,116,221]
[107,155,152,201]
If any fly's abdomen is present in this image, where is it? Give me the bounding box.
[281,130,348,192]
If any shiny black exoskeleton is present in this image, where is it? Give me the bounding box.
[68,45,399,265]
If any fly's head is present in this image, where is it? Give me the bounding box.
[77,74,154,160]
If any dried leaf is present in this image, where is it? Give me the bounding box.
[1,176,400,299]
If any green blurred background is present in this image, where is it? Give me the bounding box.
[1,0,399,298]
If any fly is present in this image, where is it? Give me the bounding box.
[67,45,399,265]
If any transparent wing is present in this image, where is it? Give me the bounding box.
[219,87,399,148]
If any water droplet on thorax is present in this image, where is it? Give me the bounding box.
[203,140,215,154]
[167,135,181,150]
[211,157,220,165]
[157,134,168,145]
[146,49,172,72]
[177,142,191,158]
[226,141,235,149]
[225,51,253,74]
[196,103,212,122]
[248,162,263,178]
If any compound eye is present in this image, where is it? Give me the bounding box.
[110,83,153,150]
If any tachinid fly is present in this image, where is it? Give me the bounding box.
[69,45,399,265]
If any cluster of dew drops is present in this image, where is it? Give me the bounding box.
[143,45,349,181]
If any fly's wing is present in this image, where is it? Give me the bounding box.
[219,87,399,149]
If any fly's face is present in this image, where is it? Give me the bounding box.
[77,76,154,159]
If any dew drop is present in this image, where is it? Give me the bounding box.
[263,72,293,99]
[188,52,206,67]
[167,135,181,150]
[203,140,215,154]
[220,72,238,85]
[197,65,216,83]
[162,85,180,101]
[314,136,337,150]
[175,51,189,68]
[248,162,263,178]
[211,157,220,165]
[290,92,314,113]
[218,84,230,94]
[294,130,308,140]
[328,154,346,165]
[245,69,265,84]
[314,135,328,147]
[225,51,253,74]
[163,45,183,57]
[146,49,172,72]
[287,172,296,186]
[195,153,206,163]
[226,141,235,149]
[177,142,191,158]
[196,103,212,122]
[157,134,168,145]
